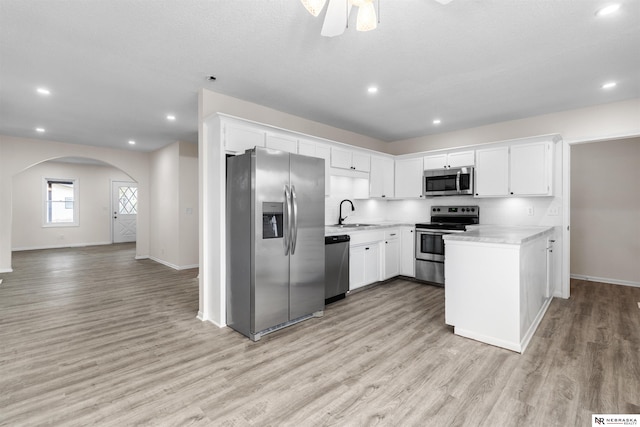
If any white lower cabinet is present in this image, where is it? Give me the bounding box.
[349,243,380,290]
[382,230,400,280]
[400,227,415,277]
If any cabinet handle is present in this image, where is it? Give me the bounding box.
[389,233,396,236]
[365,247,370,250]
[510,192,514,195]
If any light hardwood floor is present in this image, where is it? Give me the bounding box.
[1,244,638,426]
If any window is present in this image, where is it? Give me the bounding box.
[44,178,78,226]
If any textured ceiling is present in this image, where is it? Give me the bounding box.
[1,0,638,152]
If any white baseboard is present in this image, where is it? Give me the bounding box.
[0,269,12,274]
[149,256,199,271]
[571,274,640,288]
[12,241,112,252]
[197,311,226,328]
[520,296,553,354]
[135,255,149,260]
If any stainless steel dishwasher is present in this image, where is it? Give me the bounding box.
[325,235,350,304]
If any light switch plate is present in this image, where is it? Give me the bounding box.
[547,206,560,216]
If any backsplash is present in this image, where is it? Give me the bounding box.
[325,195,563,228]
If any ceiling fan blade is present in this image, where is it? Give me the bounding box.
[321,0,353,37]
[433,0,453,4]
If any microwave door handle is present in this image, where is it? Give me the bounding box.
[456,170,461,193]
[284,185,291,255]
[290,185,298,255]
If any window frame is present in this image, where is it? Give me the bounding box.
[42,177,79,227]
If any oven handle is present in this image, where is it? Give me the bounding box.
[415,228,465,234]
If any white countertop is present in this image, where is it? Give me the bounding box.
[325,222,414,236]
[443,225,554,245]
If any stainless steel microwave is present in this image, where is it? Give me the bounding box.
[423,167,474,197]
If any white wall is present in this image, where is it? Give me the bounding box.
[178,141,199,268]
[0,134,151,273]
[12,160,131,250]
[570,137,640,286]
[149,140,199,270]
[150,142,180,266]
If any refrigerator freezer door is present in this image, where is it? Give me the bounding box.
[253,149,291,333]
[289,153,325,319]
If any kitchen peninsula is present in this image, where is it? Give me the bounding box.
[443,225,556,353]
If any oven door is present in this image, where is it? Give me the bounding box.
[415,229,459,262]
[415,228,463,285]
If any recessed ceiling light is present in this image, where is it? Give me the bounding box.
[36,127,45,133]
[433,119,442,125]
[166,115,176,121]
[367,86,378,94]
[36,88,51,95]
[596,4,620,16]
[128,140,136,145]
[602,81,617,89]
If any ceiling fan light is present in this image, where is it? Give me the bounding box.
[356,1,377,31]
[301,0,327,17]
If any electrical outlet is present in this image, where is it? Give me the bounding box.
[527,206,534,216]
[548,206,559,216]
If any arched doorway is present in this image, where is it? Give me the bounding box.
[10,156,140,264]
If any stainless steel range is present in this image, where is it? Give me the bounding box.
[415,205,479,286]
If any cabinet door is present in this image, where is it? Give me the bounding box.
[510,142,551,196]
[370,156,395,198]
[383,236,400,280]
[266,133,297,153]
[297,139,317,157]
[363,244,380,285]
[400,227,415,277]
[349,245,366,290]
[331,147,352,169]
[475,146,509,197]
[351,152,371,172]
[448,150,475,168]
[394,158,424,199]
[224,123,265,153]
[424,154,448,170]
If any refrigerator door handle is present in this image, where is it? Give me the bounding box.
[290,184,298,255]
[284,185,291,255]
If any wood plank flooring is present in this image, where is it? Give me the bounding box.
[1,244,639,426]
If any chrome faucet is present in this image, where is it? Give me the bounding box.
[338,199,354,225]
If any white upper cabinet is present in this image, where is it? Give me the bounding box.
[475,146,509,197]
[331,147,371,172]
[265,133,297,153]
[394,157,424,199]
[510,142,552,196]
[369,156,395,198]
[224,122,266,154]
[447,151,475,168]
[475,141,553,197]
[424,150,475,170]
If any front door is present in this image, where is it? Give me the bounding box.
[112,181,137,243]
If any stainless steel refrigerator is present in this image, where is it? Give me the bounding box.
[226,147,325,341]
